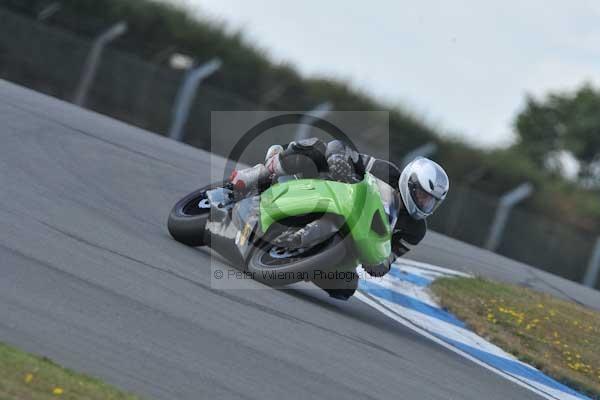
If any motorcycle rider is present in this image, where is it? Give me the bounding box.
[228,137,449,280]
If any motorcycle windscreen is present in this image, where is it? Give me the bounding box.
[374,177,401,228]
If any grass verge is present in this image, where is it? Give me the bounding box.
[430,277,600,399]
[0,341,139,399]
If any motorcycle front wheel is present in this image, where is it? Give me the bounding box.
[247,228,348,286]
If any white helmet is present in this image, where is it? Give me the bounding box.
[398,157,449,220]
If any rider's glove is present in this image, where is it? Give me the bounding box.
[392,230,413,257]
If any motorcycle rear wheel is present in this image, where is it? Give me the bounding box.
[167,181,225,246]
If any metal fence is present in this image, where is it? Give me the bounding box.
[428,186,596,284]
[1,8,598,289]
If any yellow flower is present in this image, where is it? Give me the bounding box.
[52,387,64,395]
[24,373,34,383]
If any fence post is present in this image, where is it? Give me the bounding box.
[402,142,437,167]
[168,58,222,142]
[73,22,128,107]
[295,102,333,141]
[484,183,533,251]
[582,237,600,288]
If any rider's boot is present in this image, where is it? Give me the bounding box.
[229,164,270,199]
[228,145,285,199]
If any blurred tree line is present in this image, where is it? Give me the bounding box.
[5,0,600,234]
[516,84,600,185]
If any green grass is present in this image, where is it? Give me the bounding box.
[430,277,600,399]
[0,341,139,400]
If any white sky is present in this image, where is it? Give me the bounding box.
[167,0,600,148]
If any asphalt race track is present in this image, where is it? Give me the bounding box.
[1,80,599,400]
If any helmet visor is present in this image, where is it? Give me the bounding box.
[409,177,441,214]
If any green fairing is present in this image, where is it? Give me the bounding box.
[259,173,391,265]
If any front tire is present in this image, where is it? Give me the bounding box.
[247,230,348,286]
[167,182,224,246]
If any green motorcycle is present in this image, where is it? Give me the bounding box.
[168,172,400,299]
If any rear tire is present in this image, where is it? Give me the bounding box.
[167,181,225,246]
